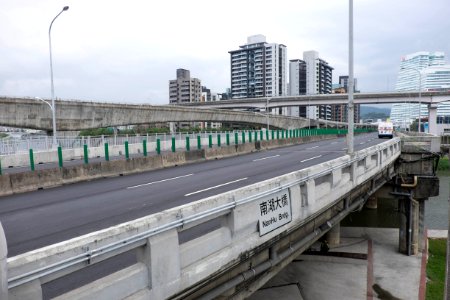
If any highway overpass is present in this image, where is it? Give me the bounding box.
[179,91,450,136]
[178,91,450,108]
[0,96,359,132]
[0,132,439,299]
[2,91,450,134]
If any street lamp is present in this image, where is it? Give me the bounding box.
[347,0,354,155]
[34,97,53,111]
[266,97,271,131]
[400,66,422,132]
[34,97,56,143]
[48,5,69,148]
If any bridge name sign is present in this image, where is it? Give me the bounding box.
[258,189,292,236]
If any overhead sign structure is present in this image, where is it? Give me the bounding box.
[258,189,292,236]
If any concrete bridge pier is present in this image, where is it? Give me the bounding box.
[398,197,423,256]
[324,223,340,247]
[428,104,438,135]
[365,195,378,209]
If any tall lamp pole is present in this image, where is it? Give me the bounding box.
[266,97,271,130]
[400,67,422,132]
[49,6,69,148]
[347,0,354,155]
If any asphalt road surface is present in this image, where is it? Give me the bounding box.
[0,132,386,257]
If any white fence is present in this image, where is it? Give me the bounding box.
[0,132,233,155]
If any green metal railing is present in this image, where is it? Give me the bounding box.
[0,128,376,174]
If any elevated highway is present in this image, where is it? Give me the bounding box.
[179,90,450,135]
[0,96,358,131]
[179,91,450,108]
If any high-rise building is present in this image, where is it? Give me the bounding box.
[331,75,360,123]
[169,69,202,130]
[229,35,287,99]
[169,69,202,104]
[294,51,334,120]
[289,59,307,96]
[303,50,333,95]
[287,59,307,117]
[391,52,450,130]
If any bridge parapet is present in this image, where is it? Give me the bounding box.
[3,139,401,300]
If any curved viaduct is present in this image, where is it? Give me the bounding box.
[179,91,450,109]
[0,96,356,131]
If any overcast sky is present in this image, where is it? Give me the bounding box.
[1,0,449,105]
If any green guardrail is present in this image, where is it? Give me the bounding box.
[0,129,378,173]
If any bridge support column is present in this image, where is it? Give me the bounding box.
[137,229,181,299]
[365,196,378,209]
[428,104,438,135]
[399,197,421,255]
[325,223,340,247]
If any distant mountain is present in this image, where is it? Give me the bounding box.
[360,105,391,120]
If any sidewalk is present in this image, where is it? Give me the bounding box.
[249,227,426,300]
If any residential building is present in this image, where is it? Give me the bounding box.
[229,35,287,99]
[169,69,202,104]
[331,75,360,123]
[288,51,333,120]
[169,69,202,130]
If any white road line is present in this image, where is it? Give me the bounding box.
[330,142,338,144]
[300,155,322,163]
[342,148,348,151]
[184,178,248,197]
[253,155,280,162]
[127,174,194,189]
[359,142,365,145]
[307,146,319,150]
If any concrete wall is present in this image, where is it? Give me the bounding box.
[3,138,401,300]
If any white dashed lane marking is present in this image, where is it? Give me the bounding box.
[127,174,194,189]
[300,155,322,163]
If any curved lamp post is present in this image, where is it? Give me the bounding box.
[48,6,69,148]
[34,97,55,148]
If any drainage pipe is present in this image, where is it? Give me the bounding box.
[400,176,418,188]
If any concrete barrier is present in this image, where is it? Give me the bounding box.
[0,174,12,197]
[3,138,401,299]
[8,169,63,195]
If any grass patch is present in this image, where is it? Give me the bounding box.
[437,156,449,170]
[437,156,450,176]
[426,238,446,300]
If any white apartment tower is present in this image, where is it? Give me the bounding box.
[229,35,287,99]
[302,50,334,120]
